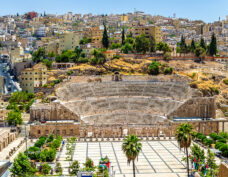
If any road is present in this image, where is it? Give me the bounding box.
[0,62,20,95]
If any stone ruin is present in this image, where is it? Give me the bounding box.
[29,75,217,138]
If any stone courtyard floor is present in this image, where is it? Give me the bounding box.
[58,140,188,177]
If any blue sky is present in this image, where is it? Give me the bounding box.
[1,0,228,23]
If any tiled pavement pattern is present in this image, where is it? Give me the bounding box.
[58,140,188,177]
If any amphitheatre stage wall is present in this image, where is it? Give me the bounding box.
[29,120,227,139]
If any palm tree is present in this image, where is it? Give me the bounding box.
[122,134,142,177]
[175,123,193,177]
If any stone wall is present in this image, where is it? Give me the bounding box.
[30,101,80,122]
[218,162,228,177]
[0,129,18,152]
[168,97,216,118]
[29,120,222,138]
[29,123,81,138]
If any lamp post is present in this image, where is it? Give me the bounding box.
[25,123,28,153]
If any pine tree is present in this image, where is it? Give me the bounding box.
[180,35,187,53]
[121,28,125,46]
[190,39,196,53]
[149,36,156,53]
[102,22,109,49]
[200,37,206,50]
[209,33,217,56]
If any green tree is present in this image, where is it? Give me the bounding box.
[102,22,109,49]
[156,42,172,54]
[206,149,218,176]
[47,52,55,58]
[121,27,125,45]
[121,43,133,54]
[190,39,196,53]
[42,59,52,69]
[135,34,149,54]
[175,123,193,177]
[32,47,46,63]
[209,33,217,56]
[122,135,142,177]
[149,36,156,52]
[10,153,37,177]
[124,36,134,44]
[69,160,80,175]
[90,48,106,65]
[148,61,160,75]
[7,111,23,126]
[110,43,121,49]
[180,35,187,53]
[200,37,206,50]
[41,163,51,175]
[195,47,206,62]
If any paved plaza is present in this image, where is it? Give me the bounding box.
[58,140,188,177]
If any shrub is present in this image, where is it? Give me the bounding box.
[26,146,40,160]
[77,57,89,63]
[203,138,214,147]
[209,133,217,141]
[50,135,62,149]
[84,157,95,171]
[148,61,160,75]
[164,67,173,75]
[223,79,228,85]
[196,133,203,139]
[39,148,56,162]
[215,142,224,149]
[198,135,206,141]
[55,162,62,174]
[209,87,219,95]
[47,134,54,143]
[218,138,227,143]
[66,70,73,76]
[34,136,46,148]
[220,144,228,157]
[41,163,51,175]
[219,132,228,139]
[69,160,80,175]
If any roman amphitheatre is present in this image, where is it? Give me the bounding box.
[30,72,224,138]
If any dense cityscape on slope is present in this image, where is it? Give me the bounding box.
[0,9,228,177]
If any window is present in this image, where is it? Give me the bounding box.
[30,78,32,80]
[56,130,60,135]
[38,130,41,134]
[35,72,37,75]
[63,130,66,135]
[43,72,46,74]
[45,130,48,134]
[70,129,73,134]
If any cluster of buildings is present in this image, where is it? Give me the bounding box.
[0,11,227,94]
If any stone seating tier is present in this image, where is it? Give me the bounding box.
[57,82,191,102]
[63,97,183,117]
[81,111,166,124]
